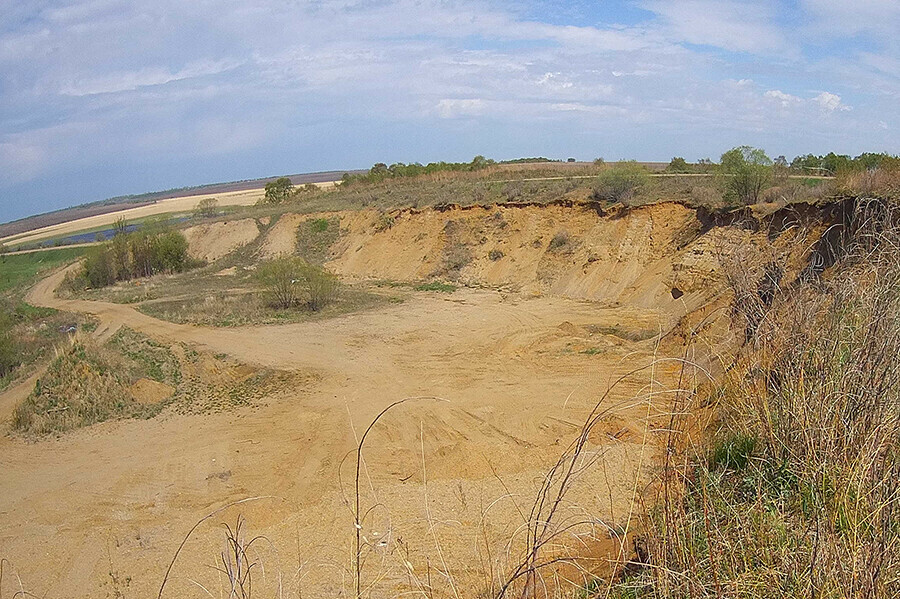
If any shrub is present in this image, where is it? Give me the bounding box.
[720,145,774,205]
[263,177,294,204]
[666,157,690,173]
[79,227,193,288]
[299,264,340,311]
[194,197,219,218]
[256,256,304,309]
[488,249,504,261]
[374,213,395,232]
[592,161,650,203]
[548,229,571,251]
[255,257,340,311]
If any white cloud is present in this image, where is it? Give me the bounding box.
[765,90,803,107]
[801,0,900,35]
[436,98,486,118]
[813,91,850,113]
[58,59,242,96]
[640,0,789,54]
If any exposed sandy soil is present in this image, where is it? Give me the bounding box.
[258,213,307,258]
[1,198,816,597]
[0,260,701,598]
[182,218,261,263]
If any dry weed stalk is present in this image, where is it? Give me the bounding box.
[494,352,708,599]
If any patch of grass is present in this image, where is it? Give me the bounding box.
[0,247,89,293]
[296,216,341,265]
[636,199,900,597]
[107,327,181,385]
[11,326,307,435]
[579,347,605,355]
[414,281,457,293]
[11,336,166,435]
[138,284,393,327]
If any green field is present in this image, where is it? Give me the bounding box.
[0,247,89,294]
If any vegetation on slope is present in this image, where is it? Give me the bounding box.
[611,198,900,598]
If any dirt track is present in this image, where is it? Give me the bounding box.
[0,264,684,598]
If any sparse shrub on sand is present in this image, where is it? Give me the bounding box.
[256,256,340,311]
[296,217,341,265]
[548,229,571,251]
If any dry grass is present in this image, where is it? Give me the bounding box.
[11,332,170,435]
[620,198,900,598]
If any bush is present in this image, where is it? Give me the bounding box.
[255,257,340,311]
[80,227,194,288]
[720,145,773,205]
[548,229,571,251]
[300,264,340,311]
[592,161,650,203]
[194,197,219,218]
[263,177,295,204]
[666,157,690,173]
[256,257,304,309]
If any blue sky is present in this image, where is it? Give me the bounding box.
[1,0,898,223]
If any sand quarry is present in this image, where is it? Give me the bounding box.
[0,199,810,598]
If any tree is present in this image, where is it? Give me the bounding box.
[720,146,773,205]
[264,177,295,204]
[666,157,690,173]
[194,197,219,218]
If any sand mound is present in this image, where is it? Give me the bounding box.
[183,219,259,262]
[128,378,175,405]
[258,213,305,259]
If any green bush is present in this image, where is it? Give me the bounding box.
[592,161,650,203]
[256,257,340,310]
[80,227,194,288]
[666,157,691,173]
[263,177,295,204]
[256,256,304,308]
[300,264,340,311]
[194,197,219,218]
[720,145,773,205]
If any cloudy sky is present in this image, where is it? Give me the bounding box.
[1,0,898,222]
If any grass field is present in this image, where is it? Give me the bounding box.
[0,247,88,293]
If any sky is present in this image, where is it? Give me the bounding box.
[1,0,899,223]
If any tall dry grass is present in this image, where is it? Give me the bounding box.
[627,198,900,598]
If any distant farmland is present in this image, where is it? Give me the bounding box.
[0,169,366,239]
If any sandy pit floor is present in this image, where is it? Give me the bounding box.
[0,268,684,598]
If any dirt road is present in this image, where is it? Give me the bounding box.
[0,268,683,598]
